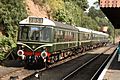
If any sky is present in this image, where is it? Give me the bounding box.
[87,0,98,7]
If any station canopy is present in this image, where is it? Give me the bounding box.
[101,8,120,29]
[100,0,120,29]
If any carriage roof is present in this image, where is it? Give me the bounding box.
[92,30,102,34]
[19,16,55,26]
[19,16,78,31]
[53,21,78,30]
[92,30,109,37]
[101,32,109,37]
[76,27,92,33]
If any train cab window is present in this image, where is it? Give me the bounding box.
[19,26,52,42]
[30,27,40,40]
[29,26,52,42]
[20,27,29,40]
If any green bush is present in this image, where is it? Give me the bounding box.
[0,0,27,60]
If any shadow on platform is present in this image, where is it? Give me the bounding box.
[109,54,120,70]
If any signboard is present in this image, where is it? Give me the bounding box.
[29,17,43,23]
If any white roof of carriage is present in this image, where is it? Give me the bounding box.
[101,32,109,36]
[19,16,55,26]
[92,30,109,36]
[76,27,92,33]
[92,30,102,34]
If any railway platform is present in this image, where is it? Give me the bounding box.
[98,48,120,80]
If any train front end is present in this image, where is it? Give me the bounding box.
[17,16,55,66]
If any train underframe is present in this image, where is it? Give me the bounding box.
[45,42,108,65]
[15,42,108,68]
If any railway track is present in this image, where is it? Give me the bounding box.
[62,46,116,80]
[23,45,116,80]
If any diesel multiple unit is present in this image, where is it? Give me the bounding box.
[17,16,109,66]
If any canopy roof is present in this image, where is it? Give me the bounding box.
[101,7,120,29]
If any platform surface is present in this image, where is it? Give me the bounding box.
[103,51,120,80]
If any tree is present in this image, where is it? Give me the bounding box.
[0,0,27,59]
[88,6,105,19]
[95,17,109,27]
[74,0,89,10]
[81,15,99,30]
[0,0,27,40]
[64,0,89,10]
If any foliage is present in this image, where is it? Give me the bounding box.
[88,6,105,19]
[95,17,109,27]
[0,36,10,60]
[44,0,100,31]
[46,0,64,12]
[64,0,89,10]
[52,1,83,27]
[81,15,99,30]
[0,0,27,42]
[74,0,89,10]
[0,0,27,59]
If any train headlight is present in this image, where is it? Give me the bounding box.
[17,50,24,57]
[41,50,47,59]
[22,46,25,48]
[32,45,35,49]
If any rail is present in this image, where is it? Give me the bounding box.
[62,46,116,80]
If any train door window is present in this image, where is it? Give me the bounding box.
[73,32,77,41]
[75,32,78,41]
[71,32,74,41]
[95,34,98,40]
[42,27,52,41]
[92,34,95,39]
[85,33,88,40]
[84,33,88,40]
[64,31,68,42]
[62,31,65,41]
[57,30,60,42]
[74,32,76,41]
[54,29,61,42]
[54,29,57,42]
[88,33,91,40]
[58,30,61,42]
[82,32,86,40]
[80,32,83,41]
[69,32,71,41]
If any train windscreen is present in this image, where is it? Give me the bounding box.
[18,25,52,42]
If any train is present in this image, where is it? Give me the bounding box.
[17,16,109,66]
